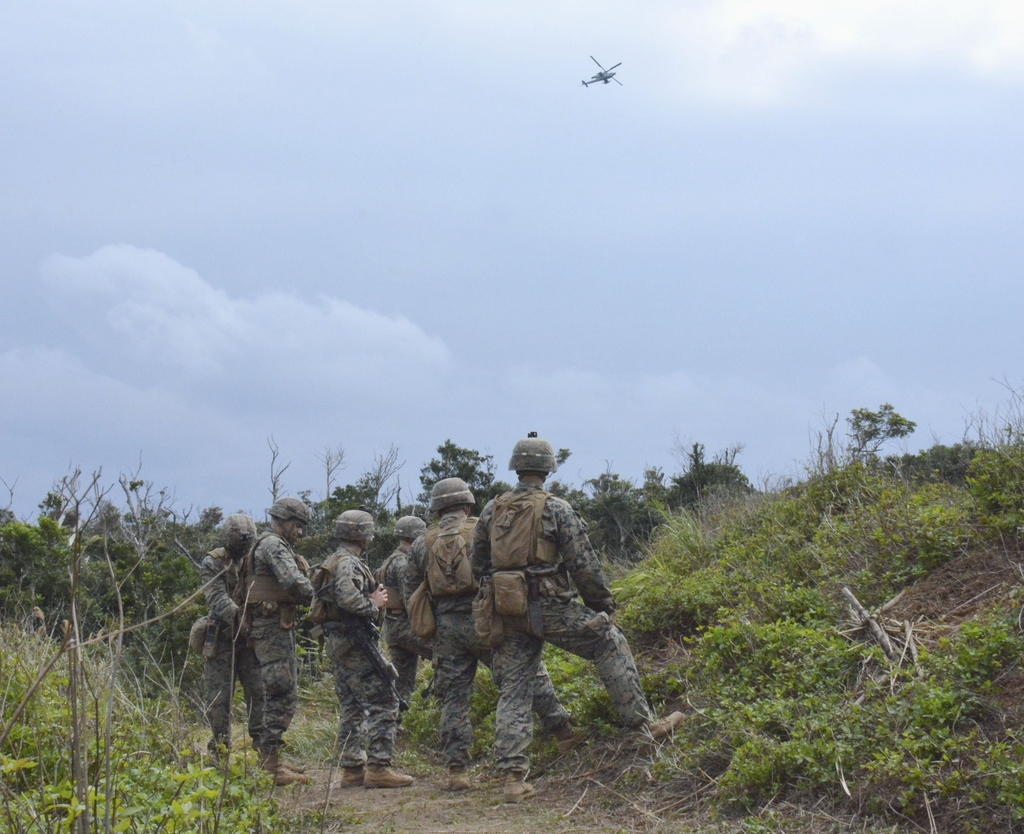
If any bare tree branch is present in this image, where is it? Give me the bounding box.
[314,443,346,500]
[268,436,291,503]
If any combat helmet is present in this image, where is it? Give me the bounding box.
[268,497,311,524]
[334,509,375,543]
[393,515,426,541]
[508,432,557,473]
[429,478,475,514]
[221,513,256,548]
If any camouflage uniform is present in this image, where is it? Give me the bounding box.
[200,547,266,753]
[378,546,433,705]
[472,482,651,776]
[323,543,400,768]
[403,512,572,770]
[246,533,313,753]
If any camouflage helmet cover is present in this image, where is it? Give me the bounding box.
[393,515,426,540]
[268,497,311,524]
[508,432,557,473]
[335,509,375,543]
[221,513,256,546]
[429,477,475,513]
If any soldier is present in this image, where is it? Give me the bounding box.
[375,515,432,709]
[241,496,314,786]
[318,510,414,789]
[402,478,577,793]
[200,513,265,760]
[472,435,684,803]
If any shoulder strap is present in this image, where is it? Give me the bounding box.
[375,549,404,587]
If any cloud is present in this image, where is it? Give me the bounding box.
[38,245,450,411]
[635,0,1024,104]
[0,245,457,514]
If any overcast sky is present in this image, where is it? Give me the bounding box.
[2,1,1023,518]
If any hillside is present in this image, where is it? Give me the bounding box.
[3,438,1024,832]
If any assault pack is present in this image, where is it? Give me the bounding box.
[308,552,343,625]
[489,490,557,570]
[374,551,408,613]
[424,517,479,598]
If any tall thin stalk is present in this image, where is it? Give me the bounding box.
[101,534,126,834]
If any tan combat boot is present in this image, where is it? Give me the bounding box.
[333,766,364,788]
[648,710,685,741]
[553,722,580,754]
[503,772,535,804]
[447,767,471,791]
[278,758,307,778]
[259,751,309,787]
[363,765,414,789]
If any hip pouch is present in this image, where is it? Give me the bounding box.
[188,616,209,655]
[407,580,436,639]
[472,580,505,650]
[492,571,528,617]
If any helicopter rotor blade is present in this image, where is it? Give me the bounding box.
[607,63,622,71]
[590,55,606,71]
[613,77,623,86]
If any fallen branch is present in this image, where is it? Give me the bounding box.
[841,586,896,661]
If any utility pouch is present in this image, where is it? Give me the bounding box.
[189,616,209,655]
[202,617,221,659]
[492,571,529,617]
[279,604,297,631]
[384,586,405,612]
[407,580,436,639]
[472,578,505,649]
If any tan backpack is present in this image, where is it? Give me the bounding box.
[424,517,479,598]
[489,491,557,570]
[308,552,342,625]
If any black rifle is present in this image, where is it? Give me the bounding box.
[332,616,409,713]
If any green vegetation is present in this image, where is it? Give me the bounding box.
[603,413,1024,832]
[0,626,276,833]
[3,407,1024,832]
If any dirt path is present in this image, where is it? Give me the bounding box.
[277,765,651,834]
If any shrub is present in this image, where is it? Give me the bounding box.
[0,626,276,833]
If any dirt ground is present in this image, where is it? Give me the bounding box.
[276,762,673,834]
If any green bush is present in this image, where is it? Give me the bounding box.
[968,445,1024,534]
[0,626,276,833]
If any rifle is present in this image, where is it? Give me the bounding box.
[331,616,409,713]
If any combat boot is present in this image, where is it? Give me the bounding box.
[332,766,364,788]
[553,722,580,754]
[648,710,685,741]
[259,750,308,787]
[503,772,535,804]
[447,767,471,791]
[363,765,414,789]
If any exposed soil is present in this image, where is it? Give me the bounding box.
[890,543,1022,623]
[275,756,680,834]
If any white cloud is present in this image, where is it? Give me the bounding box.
[0,245,458,515]
[626,0,1024,104]
[38,245,450,408]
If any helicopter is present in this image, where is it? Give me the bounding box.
[582,56,622,87]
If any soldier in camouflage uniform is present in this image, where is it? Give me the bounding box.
[472,435,684,803]
[242,496,314,786]
[319,510,414,789]
[376,515,431,708]
[200,513,265,759]
[402,478,576,793]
